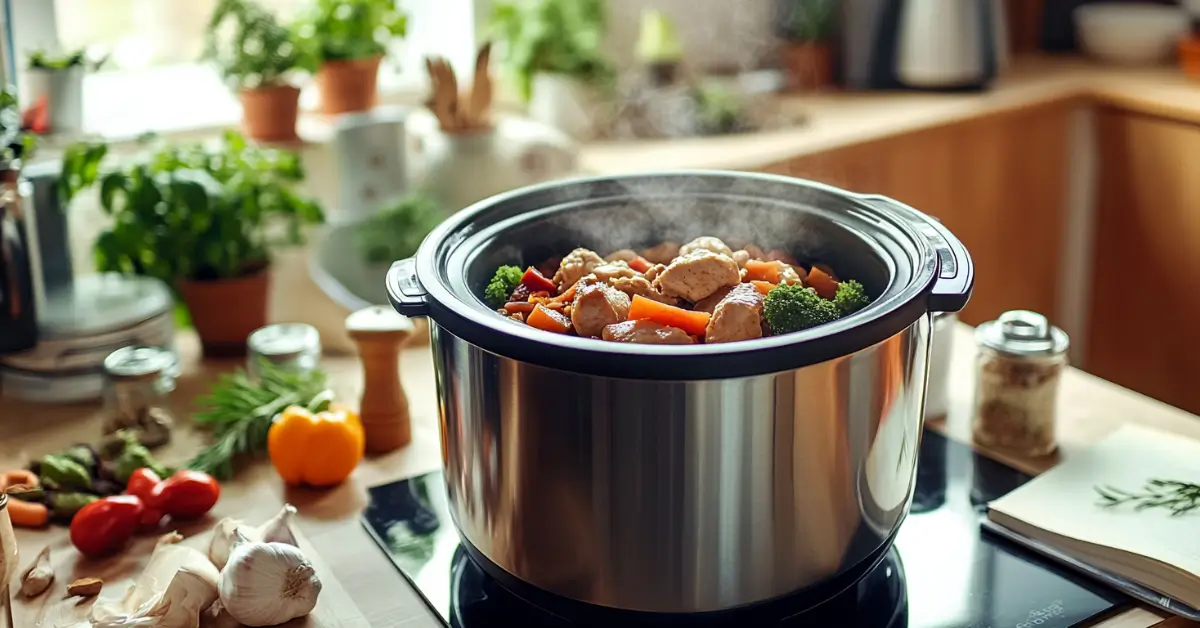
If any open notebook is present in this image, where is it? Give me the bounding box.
[986,424,1200,617]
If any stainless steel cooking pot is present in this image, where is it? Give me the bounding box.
[387,171,973,615]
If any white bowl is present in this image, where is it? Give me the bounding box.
[1075,3,1189,66]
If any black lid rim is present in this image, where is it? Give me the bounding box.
[407,171,944,381]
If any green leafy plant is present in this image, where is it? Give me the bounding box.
[356,194,443,265]
[0,88,36,164]
[490,0,616,102]
[59,130,324,287]
[203,0,303,88]
[1096,479,1200,516]
[775,0,837,43]
[27,48,106,71]
[292,0,408,70]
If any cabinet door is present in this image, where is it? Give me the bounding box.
[1088,109,1200,415]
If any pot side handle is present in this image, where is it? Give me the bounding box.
[858,194,974,313]
[386,258,431,318]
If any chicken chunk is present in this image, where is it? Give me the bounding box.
[602,320,693,345]
[591,260,637,283]
[554,248,605,290]
[643,264,666,283]
[778,265,804,286]
[606,249,638,263]
[732,250,750,268]
[653,249,741,303]
[705,283,765,344]
[610,275,678,306]
[641,241,681,265]
[680,236,734,259]
[571,282,631,337]
[693,286,733,314]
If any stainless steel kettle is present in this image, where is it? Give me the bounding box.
[0,162,41,355]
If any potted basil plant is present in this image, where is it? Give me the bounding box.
[204,0,306,142]
[490,0,616,140]
[292,0,408,115]
[775,0,837,91]
[60,131,325,357]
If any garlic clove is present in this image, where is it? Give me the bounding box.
[19,545,54,597]
[207,517,243,570]
[92,568,219,628]
[257,504,299,547]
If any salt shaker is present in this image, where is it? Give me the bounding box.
[246,323,322,378]
[971,310,1069,456]
[346,306,414,453]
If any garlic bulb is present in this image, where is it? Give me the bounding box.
[218,533,321,626]
[208,504,298,570]
[91,533,219,628]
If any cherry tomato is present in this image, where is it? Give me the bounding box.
[70,495,143,558]
[150,470,220,520]
[125,468,165,529]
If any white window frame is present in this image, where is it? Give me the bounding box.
[5,0,491,143]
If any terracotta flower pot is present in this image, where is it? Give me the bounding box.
[178,269,271,358]
[780,41,834,92]
[239,84,301,143]
[1180,36,1200,81]
[316,56,382,115]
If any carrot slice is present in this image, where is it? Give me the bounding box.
[5,496,49,527]
[2,469,38,490]
[813,263,839,282]
[553,283,578,303]
[750,280,777,295]
[807,266,839,300]
[526,304,572,334]
[743,259,785,283]
[520,267,557,293]
[627,295,711,336]
[628,256,652,273]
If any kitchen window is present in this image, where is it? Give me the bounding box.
[16,0,480,139]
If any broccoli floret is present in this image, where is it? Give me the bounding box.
[763,284,840,334]
[484,265,523,308]
[834,280,871,316]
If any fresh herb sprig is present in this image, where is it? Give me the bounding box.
[187,360,333,480]
[1095,479,1200,516]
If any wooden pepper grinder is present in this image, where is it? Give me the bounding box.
[346,306,415,453]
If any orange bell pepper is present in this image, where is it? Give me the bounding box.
[268,405,365,488]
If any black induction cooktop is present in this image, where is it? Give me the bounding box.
[362,430,1129,628]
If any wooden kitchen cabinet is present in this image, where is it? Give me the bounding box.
[1088,109,1200,416]
[760,102,1073,327]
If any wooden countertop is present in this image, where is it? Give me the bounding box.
[579,55,1200,174]
[3,324,1199,627]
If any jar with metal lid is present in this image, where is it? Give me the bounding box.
[102,346,179,449]
[971,310,1069,456]
[246,323,321,379]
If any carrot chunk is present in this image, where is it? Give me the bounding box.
[628,256,652,273]
[520,267,557,293]
[526,304,573,334]
[627,295,711,337]
[807,266,840,300]
[743,259,785,284]
[750,280,776,295]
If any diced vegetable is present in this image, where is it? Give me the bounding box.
[834,280,870,316]
[763,284,840,334]
[554,282,579,303]
[6,496,49,527]
[628,256,652,273]
[527,304,573,334]
[519,267,557,293]
[743,259,785,284]
[750,280,776,295]
[484,265,523,308]
[806,266,839,300]
[627,295,711,337]
[503,301,537,314]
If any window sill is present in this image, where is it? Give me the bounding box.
[61,63,431,148]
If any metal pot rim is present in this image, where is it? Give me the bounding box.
[388,171,973,380]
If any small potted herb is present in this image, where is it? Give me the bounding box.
[203,0,306,142]
[635,9,685,87]
[775,0,837,91]
[23,48,101,135]
[490,0,616,140]
[292,0,408,115]
[60,131,325,357]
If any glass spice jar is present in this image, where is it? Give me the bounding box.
[102,346,179,449]
[972,310,1069,456]
[246,323,321,379]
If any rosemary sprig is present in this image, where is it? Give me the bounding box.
[187,360,333,480]
[1095,479,1200,516]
